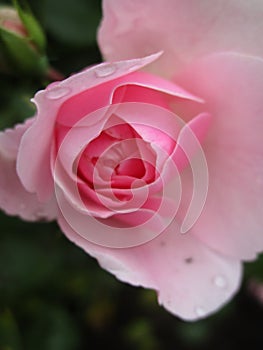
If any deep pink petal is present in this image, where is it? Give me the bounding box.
[52,71,203,208]
[112,71,202,104]
[176,53,263,260]
[98,0,263,77]
[17,53,162,201]
[0,119,57,221]
[58,214,242,321]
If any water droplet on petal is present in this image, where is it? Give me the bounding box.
[20,203,26,210]
[127,62,143,72]
[46,87,71,100]
[95,64,117,78]
[213,275,227,289]
[34,209,46,220]
[195,306,205,317]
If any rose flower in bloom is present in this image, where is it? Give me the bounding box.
[1,0,263,320]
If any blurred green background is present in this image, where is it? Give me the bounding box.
[0,1,263,349]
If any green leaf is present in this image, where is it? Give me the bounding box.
[13,0,46,51]
[0,26,47,75]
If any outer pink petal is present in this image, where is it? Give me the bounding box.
[58,214,242,321]
[98,0,263,77]
[176,53,263,260]
[0,119,57,221]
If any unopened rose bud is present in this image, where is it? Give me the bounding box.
[0,6,27,37]
[0,4,48,77]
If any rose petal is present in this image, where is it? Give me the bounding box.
[176,52,263,260]
[56,189,170,248]
[53,69,203,202]
[0,119,57,221]
[58,214,242,320]
[112,71,203,104]
[17,53,162,201]
[98,0,263,77]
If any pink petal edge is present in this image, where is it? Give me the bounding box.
[58,213,242,321]
[0,119,57,221]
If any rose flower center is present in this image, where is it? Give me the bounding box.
[77,121,157,203]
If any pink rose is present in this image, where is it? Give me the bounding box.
[1,0,263,320]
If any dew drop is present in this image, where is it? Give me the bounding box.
[46,87,71,100]
[95,64,117,78]
[34,209,46,220]
[195,306,205,317]
[127,62,143,72]
[213,275,227,288]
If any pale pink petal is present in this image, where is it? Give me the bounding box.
[17,53,162,201]
[111,71,203,104]
[170,112,211,173]
[176,53,263,260]
[0,119,57,221]
[98,0,263,77]
[53,156,114,218]
[58,214,242,321]
[56,188,170,248]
